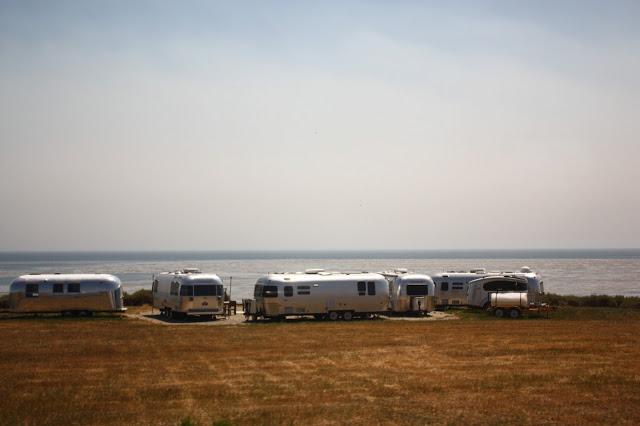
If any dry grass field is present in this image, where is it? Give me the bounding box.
[1,310,640,425]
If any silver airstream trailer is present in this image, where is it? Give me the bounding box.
[244,270,389,321]
[432,267,544,309]
[467,275,529,309]
[381,269,435,314]
[431,269,487,307]
[8,273,125,315]
[152,269,225,319]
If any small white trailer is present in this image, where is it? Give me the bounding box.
[486,291,554,318]
[381,269,435,314]
[8,273,125,315]
[152,269,225,319]
[244,270,389,321]
[489,291,530,318]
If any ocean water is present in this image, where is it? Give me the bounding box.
[0,250,639,299]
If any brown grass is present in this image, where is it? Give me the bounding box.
[1,314,640,425]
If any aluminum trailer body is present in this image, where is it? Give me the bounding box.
[8,273,125,314]
[152,269,225,318]
[381,270,435,314]
[245,270,389,320]
[431,267,544,308]
[467,276,529,309]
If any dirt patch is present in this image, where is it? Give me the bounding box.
[130,311,248,326]
[381,311,458,321]
[128,310,457,325]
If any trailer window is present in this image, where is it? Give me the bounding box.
[25,284,39,297]
[180,285,194,296]
[170,282,179,295]
[406,285,429,296]
[67,283,80,293]
[263,285,278,298]
[53,283,64,293]
[297,285,310,295]
[441,282,449,291]
[483,280,527,292]
[254,285,263,297]
[452,282,464,290]
[217,285,224,296]
[367,281,376,296]
[284,286,293,297]
[357,281,366,296]
[193,285,217,296]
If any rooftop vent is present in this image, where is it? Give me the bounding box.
[470,268,486,274]
[179,268,201,274]
[520,266,532,273]
[305,268,325,274]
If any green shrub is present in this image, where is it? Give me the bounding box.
[212,420,233,426]
[542,293,640,309]
[123,289,153,306]
[179,417,197,426]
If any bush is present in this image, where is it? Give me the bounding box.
[123,289,153,306]
[179,417,197,426]
[542,293,640,309]
[212,420,233,426]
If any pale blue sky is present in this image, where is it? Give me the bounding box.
[1,1,639,250]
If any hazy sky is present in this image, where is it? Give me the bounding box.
[1,1,639,250]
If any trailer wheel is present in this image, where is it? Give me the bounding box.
[494,308,505,318]
[328,311,339,321]
[343,311,353,321]
[509,309,521,319]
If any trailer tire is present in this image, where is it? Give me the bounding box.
[494,308,505,318]
[328,311,339,321]
[343,311,353,321]
[509,309,520,319]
